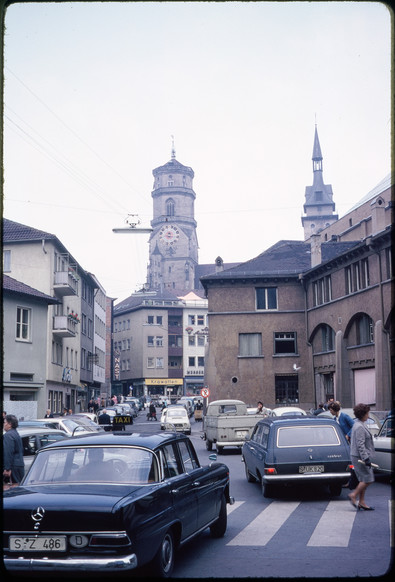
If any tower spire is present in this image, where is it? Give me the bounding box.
[171,135,176,160]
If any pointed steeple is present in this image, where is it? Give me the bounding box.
[312,125,323,173]
[171,135,176,160]
[301,125,338,240]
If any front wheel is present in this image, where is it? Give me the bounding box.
[150,529,175,578]
[210,494,227,538]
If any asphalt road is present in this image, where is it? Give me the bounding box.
[132,408,393,579]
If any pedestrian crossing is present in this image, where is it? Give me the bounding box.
[226,499,391,548]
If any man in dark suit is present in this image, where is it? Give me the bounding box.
[3,414,25,484]
[98,409,112,431]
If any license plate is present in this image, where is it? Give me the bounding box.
[236,431,248,437]
[10,536,67,552]
[299,465,324,474]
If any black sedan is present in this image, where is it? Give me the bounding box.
[3,431,234,577]
[242,416,352,498]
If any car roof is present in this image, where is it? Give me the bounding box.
[17,427,69,436]
[33,430,190,450]
[256,416,340,428]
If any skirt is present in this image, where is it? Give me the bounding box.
[351,456,375,484]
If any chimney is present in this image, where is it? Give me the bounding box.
[370,196,386,235]
[215,256,224,273]
[310,234,322,267]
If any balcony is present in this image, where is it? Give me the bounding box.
[53,270,78,296]
[53,315,77,338]
[168,346,183,356]
[169,369,183,379]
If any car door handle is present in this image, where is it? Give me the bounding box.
[192,481,201,487]
[171,488,180,494]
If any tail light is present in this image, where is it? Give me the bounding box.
[264,468,277,475]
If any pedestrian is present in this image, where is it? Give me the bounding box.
[256,401,264,413]
[44,409,54,418]
[62,407,68,416]
[313,403,325,415]
[324,398,334,410]
[328,401,354,441]
[68,408,73,415]
[3,414,25,485]
[348,403,375,511]
[98,409,112,431]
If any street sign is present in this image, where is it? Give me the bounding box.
[201,388,210,398]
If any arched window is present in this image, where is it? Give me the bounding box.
[356,314,374,345]
[166,199,175,216]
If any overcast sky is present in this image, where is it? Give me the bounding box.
[3,1,392,303]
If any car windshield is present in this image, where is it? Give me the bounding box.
[277,425,341,447]
[24,446,159,485]
[167,409,187,418]
[62,418,100,432]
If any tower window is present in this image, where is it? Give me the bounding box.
[166,198,175,216]
[167,175,174,186]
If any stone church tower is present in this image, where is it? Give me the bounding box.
[146,144,199,291]
[302,126,338,240]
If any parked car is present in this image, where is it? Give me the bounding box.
[161,405,191,434]
[17,420,59,430]
[372,411,394,474]
[3,431,234,577]
[177,397,195,417]
[242,416,352,498]
[124,396,143,411]
[318,408,382,436]
[37,415,103,436]
[72,412,98,423]
[269,406,308,417]
[17,426,69,473]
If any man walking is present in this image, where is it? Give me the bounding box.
[3,414,25,484]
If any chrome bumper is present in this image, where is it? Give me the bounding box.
[264,471,350,482]
[4,552,138,572]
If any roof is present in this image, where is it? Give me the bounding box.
[3,218,58,243]
[200,239,360,284]
[114,288,185,313]
[39,430,191,449]
[3,275,60,304]
[152,157,194,177]
[346,173,393,213]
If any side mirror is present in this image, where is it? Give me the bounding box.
[208,453,217,462]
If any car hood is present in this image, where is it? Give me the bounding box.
[3,483,154,532]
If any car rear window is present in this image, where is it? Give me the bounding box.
[277,425,341,447]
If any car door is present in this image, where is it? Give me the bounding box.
[243,423,268,479]
[177,439,221,529]
[160,442,198,539]
[372,416,394,473]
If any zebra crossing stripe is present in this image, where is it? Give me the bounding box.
[307,500,357,547]
[227,500,244,515]
[226,500,300,546]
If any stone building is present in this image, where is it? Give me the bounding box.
[201,129,393,411]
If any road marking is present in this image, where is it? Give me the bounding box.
[307,500,357,547]
[227,500,244,515]
[227,500,300,546]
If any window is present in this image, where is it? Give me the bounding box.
[178,440,198,471]
[321,325,335,352]
[197,335,205,346]
[385,247,392,280]
[147,336,154,347]
[188,315,196,325]
[256,287,277,310]
[3,249,11,272]
[156,336,163,347]
[275,375,299,404]
[156,357,164,368]
[198,356,205,367]
[313,275,332,306]
[356,315,374,345]
[188,356,195,367]
[188,335,195,346]
[239,333,262,357]
[52,342,62,366]
[147,357,154,368]
[274,332,297,355]
[166,198,175,215]
[197,315,205,325]
[147,315,154,324]
[16,307,31,341]
[346,260,370,294]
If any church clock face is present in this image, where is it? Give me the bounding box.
[158,224,180,247]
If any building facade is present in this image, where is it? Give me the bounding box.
[2,219,109,416]
[201,129,393,412]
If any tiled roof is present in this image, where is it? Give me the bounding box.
[3,275,59,304]
[201,239,361,281]
[3,218,57,243]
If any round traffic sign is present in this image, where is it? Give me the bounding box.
[201,388,210,398]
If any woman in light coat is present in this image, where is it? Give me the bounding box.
[348,403,375,510]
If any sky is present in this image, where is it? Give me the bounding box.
[2,1,392,303]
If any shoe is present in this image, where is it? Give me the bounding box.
[358,504,375,511]
[348,495,358,508]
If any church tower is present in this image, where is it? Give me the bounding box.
[302,126,338,240]
[147,142,199,291]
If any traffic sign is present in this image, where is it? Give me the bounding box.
[201,388,210,398]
